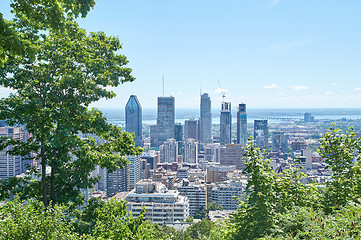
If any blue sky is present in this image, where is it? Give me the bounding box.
[1,0,361,109]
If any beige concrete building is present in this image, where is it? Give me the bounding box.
[126,180,189,224]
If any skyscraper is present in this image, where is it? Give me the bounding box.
[127,155,141,191]
[184,119,200,141]
[125,95,142,147]
[200,93,212,143]
[220,102,232,145]
[157,97,175,146]
[254,120,269,149]
[272,131,289,152]
[237,103,247,146]
[149,125,157,147]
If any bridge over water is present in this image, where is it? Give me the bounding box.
[252,117,303,122]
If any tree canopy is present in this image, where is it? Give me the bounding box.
[0,0,96,65]
[0,19,141,207]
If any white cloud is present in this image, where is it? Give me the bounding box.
[177,91,183,95]
[264,83,278,90]
[270,0,280,6]
[293,85,308,91]
[325,91,333,95]
[355,87,361,91]
[331,82,338,86]
[214,88,229,94]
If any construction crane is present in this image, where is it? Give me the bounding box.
[218,80,226,102]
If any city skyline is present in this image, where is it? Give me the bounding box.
[1,1,361,109]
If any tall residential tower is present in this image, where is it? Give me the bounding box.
[237,103,247,146]
[200,93,212,143]
[125,95,142,147]
[220,102,232,145]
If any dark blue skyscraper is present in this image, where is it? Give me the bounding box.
[125,95,142,147]
[175,123,184,142]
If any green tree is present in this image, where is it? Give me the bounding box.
[0,199,81,239]
[265,204,361,239]
[0,20,141,207]
[319,126,361,212]
[274,168,321,213]
[194,206,208,220]
[90,199,153,239]
[186,219,215,239]
[231,143,276,239]
[0,0,96,65]
[207,202,223,211]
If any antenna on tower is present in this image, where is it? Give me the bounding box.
[162,75,165,97]
[218,80,226,102]
[200,84,202,96]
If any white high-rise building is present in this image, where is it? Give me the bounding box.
[126,180,189,224]
[0,127,22,180]
[302,148,313,170]
[212,181,245,210]
[177,179,207,216]
[183,139,198,164]
[127,155,141,190]
[159,139,178,163]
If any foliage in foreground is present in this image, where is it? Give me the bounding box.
[0,200,80,240]
[0,199,221,240]
[266,204,361,239]
[1,0,96,65]
[319,126,361,213]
